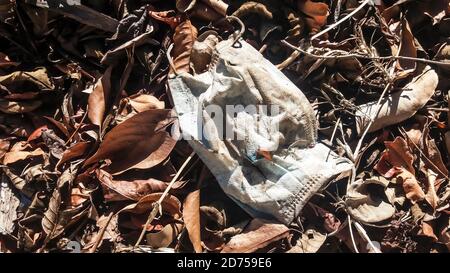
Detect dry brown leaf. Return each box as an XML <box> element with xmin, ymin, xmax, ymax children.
<box><xmin>200</xmin><ymin>205</ymin><xmax>227</xmax><ymax>251</ymax></box>
<box><xmin>0</xmin><ymin>67</ymin><xmax>53</xmax><ymax>91</ymax></box>
<box><xmin>232</xmin><ymin>1</ymin><xmax>273</xmax><ymax>20</ymax></box>
<box><xmin>118</xmin><ymin>94</ymin><xmax>165</xmax><ymax>122</ymax></box>
<box><xmin>435</xmin><ymin>43</ymin><xmax>450</xmax><ymax>73</ymax></box>
<box><xmin>120</xmin><ymin>193</ymin><xmax>182</xmax><ymax>218</ymax></box>
<box><xmin>177</xmin><ymin>0</ymin><xmax>227</xmax><ymax>21</ymax></box>
<box><xmin>88</xmin><ymin>66</ymin><xmax>112</xmax><ymax>128</ymax></box>
<box><xmin>346</xmin><ymin>177</ymin><xmax>396</xmax><ymax>224</ymax></box>
<box><xmin>27</xmin><ymin>126</ymin><xmax>48</xmax><ymax>142</ymax></box>
<box><xmin>190</xmin><ymin>2</ymin><xmax>223</xmax><ymax>21</ymax></box>
<box><xmin>297</xmin><ymin>0</ymin><xmax>329</xmax><ymax>33</ymax></box>
<box><xmin>0</xmin><ymin>139</ymin><xmax>10</xmax><ymax>159</ymax></box>
<box><xmin>148</xmin><ymin>11</ymin><xmax>181</xmax><ymax>29</ymax></box>
<box><xmin>176</xmin><ymin>0</ymin><xmax>197</xmax><ymax>13</ymax></box>
<box><xmin>3</xmin><ymin>147</ymin><xmax>45</xmax><ymax>165</ymax></box>
<box><xmin>423</xmin><ymin>137</ymin><xmax>448</xmax><ymax>179</ymax></box>
<box><xmin>374</xmin><ymin>137</ymin><xmax>415</xmax><ymax>177</ymax></box>
<box><xmin>288</xmin><ymin>228</ymin><xmax>327</xmax><ymax>253</ymax></box>
<box><xmin>42</xmin><ymin>166</ymin><xmax>86</xmax><ymax>241</ymax></box>
<box><xmin>146</xmin><ymin>222</ymin><xmax>183</xmax><ymax>248</ymax></box>
<box><xmin>200</xmin><ymin>0</ymin><xmax>228</xmax><ymax>16</ymax></box>
<box><xmin>397</xmin><ymin>19</ymin><xmax>417</xmax><ymax>71</ymax></box>
<box><xmin>0</xmin><ymin>52</ymin><xmax>18</xmax><ymax>68</ymax></box>
<box><xmin>96</xmin><ymin>169</ymin><xmax>181</xmax><ymax>202</ymax></box>
<box><xmin>396</xmin><ymin>168</ymin><xmax>426</xmax><ymax>203</ymax></box>
<box><xmin>0</xmin><ymin>99</ymin><xmax>42</xmax><ymax>114</ymax></box>
<box><xmin>57</xmin><ymin>142</ymin><xmax>92</xmax><ymax>169</ymax></box>
<box><xmin>356</xmin><ymin>66</ymin><xmax>439</xmax><ymax>134</ymax></box>
<box><xmin>126</xmin><ymin>133</ymin><xmax>176</xmax><ymax>173</ymax></box>
<box><xmin>425</xmin><ymin>169</ymin><xmax>439</xmax><ymax>210</ymax></box>
<box><xmin>83</xmin><ymin>109</ymin><xmax>176</xmax><ymax>174</ymax></box>
<box><xmin>44</xmin><ymin>116</ymin><xmax>71</xmax><ymax>138</ymax></box>
<box><xmin>183</xmin><ymin>190</ymin><xmax>202</xmax><ymax>253</ymax></box>
<box><xmin>118</xmin><ymin>193</ymin><xmax>182</xmax><ymax>234</ymax></box>
<box><xmin>127</xmin><ymin>94</ymin><xmax>165</xmax><ymax>113</ymax></box>
<box><xmin>283</xmin><ymin>6</ymin><xmax>305</xmax><ymax>42</ymax></box>
<box><xmin>404</xmin><ymin>123</ymin><xmax>423</xmax><ymax>146</ymax></box>
<box><xmin>171</xmin><ymin>19</ymin><xmax>198</xmax><ymax>75</ymax></box>
<box><xmin>221</xmin><ymin>219</ymin><xmax>289</xmax><ymax>253</ymax></box>
<box><xmin>419</xmin><ymin>221</ymin><xmax>439</xmax><ymax>242</ymax></box>
<box><xmin>70</xmin><ymin>187</ymin><xmax>89</xmax><ymax>207</ymax></box>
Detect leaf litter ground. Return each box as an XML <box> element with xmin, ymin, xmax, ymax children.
<box><xmin>0</xmin><ymin>0</ymin><xmax>449</xmax><ymax>253</ymax></box>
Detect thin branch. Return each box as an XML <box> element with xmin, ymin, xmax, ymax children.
<box><xmin>352</xmin><ymin>74</ymin><xmax>393</xmax><ymax>160</ymax></box>
<box><xmin>88</xmin><ymin>211</ymin><xmax>114</xmax><ymax>253</ymax></box>
<box><xmin>134</xmin><ymin>151</ymin><xmax>196</xmax><ymax>247</ymax></box>
<box><xmin>348</xmin><ymin>215</ymin><xmax>360</xmax><ymax>253</ymax></box>
<box><xmin>311</xmin><ymin>0</ymin><xmax>372</xmax><ymax>41</ymax></box>
<box><xmin>400</xmin><ymin>127</ymin><xmax>449</xmax><ymax>180</ymax></box>
<box><xmin>281</xmin><ymin>40</ymin><xmax>450</xmax><ymax>67</ymax></box>
<box><xmin>354</xmin><ymin>221</ymin><xmax>381</xmax><ymax>253</ymax></box>
<box><xmin>65</xmin><ymin>106</ymin><xmax>89</xmax><ymax>146</ymax></box>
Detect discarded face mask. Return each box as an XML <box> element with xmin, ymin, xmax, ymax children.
<box><xmin>168</xmin><ymin>28</ymin><xmax>353</xmax><ymax>224</ymax></box>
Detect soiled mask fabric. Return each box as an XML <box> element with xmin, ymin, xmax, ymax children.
<box><xmin>168</xmin><ymin>37</ymin><xmax>353</xmax><ymax>224</ymax></box>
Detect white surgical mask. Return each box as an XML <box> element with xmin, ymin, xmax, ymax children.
<box><xmin>168</xmin><ymin>36</ymin><xmax>353</xmax><ymax>224</ymax></box>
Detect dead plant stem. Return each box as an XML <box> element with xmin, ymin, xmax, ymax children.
<box><xmin>282</xmin><ymin>40</ymin><xmax>450</xmax><ymax>67</ymax></box>
<box><xmin>134</xmin><ymin>151</ymin><xmax>196</xmax><ymax>247</ymax></box>
<box><xmin>311</xmin><ymin>0</ymin><xmax>372</xmax><ymax>41</ymax></box>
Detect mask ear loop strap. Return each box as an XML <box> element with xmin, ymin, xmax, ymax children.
<box><xmin>225</xmin><ymin>15</ymin><xmax>245</xmax><ymax>47</ymax></box>
<box><xmin>166</xmin><ymin>43</ymin><xmax>178</xmax><ymax>77</ymax></box>
<box><xmin>166</xmin><ymin>15</ymin><xmax>246</xmax><ymax>76</ymax></box>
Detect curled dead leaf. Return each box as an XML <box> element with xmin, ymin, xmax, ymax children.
<box><xmin>148</xmin><ymin>10</ymin><xmax>181</xmax><ymax>30</ymax></box>
<box><xmin>0</xmin><ymin>99</ymin><xmax>42</xmax><ymax>114</ymax></box>
<box><xmin>356</xmin><ymin>66</ymin><xmax>439</xmax><ymax>134</ymax></box>
<box><xmin>118</xmin><ymin>193</ymin><xmax>183</xmax><ymax>247</ymax></box>
<box><xmin>171</xmin><ymin>19</ymin><xmax>198</xmax><ymax>75</ymax></box>
<box><xmin>397</xmin><ymin>19</ymin><xmax>417</xmax><ymax>71</ymax></box>
<box><xmin>56</xmin><ymin>141</ymin><xmax>92</xmax><ymax>169</ymax></box>
<box><xmin>396</xmin><ymin>168</ymin><xmax>426</xmax><ymax>203</ymax></box>
<box><xmin>297</xmin><ymin>0</ymin><xmax>329</xmax><ymax>33</ymax></box>
<box><xmin>183</xmin><ymin>190</ymin><xmax>202</xmax><ymax>253</ymax></box>
<box><xmin>120</xmin><ymin>193</ymin><xmax>182</xmax><ymax>221</ymax></box>
<box><xmin>0</xmin><ymin>67</ymin><xmax>54</xmax><ymax>91</ymax></box>
<box><xmin>374</xmin><ymin>136</ymin><xmax>415</xmax><ymax>178</ymax></box>
<box><xmin>288</xmin><ymin>228</ymin><xmax>327</xmax><ymax>253</ymax></box>
<box><xmin>42</xmin><ymin>166</ymin><xmax>87</xmax><ymax>241</ymax></box>
<box><xmin>126</xmin><ymin>94</ymin><xmax>165</xmax><ymax>113</ymax></box>
<box><xmin>96</xmin><ymin>169</ymin><xmax>182</xmax><ymax>202</ymax></box>
<box><xmin>283</xmin><ymin>6</ymin><xmax>305</xmax><ymax>42</ymax></box>
<box><xmin>3</xmin><ymin>147</ymin><xmax>45</xmax><ymax>165</ymax></box>
<box><xmin>346</xmin><ymin>178</ymin><xmax>396</xmax><ymax>224</ymax></box>
<box><xmin>83</xmin><ymin>109</ymin><xmax>176</xmax><ymax>174</ymax></box>
<box><xmin>177</xmin><ymin>0</ymin><xmax>228</xmax><ymax>21</ymax></box>
<box><xmin>87</xmin><ymin>66</ymin><xmax>112</xmax><ymax>128</ymax></box>
<box><xmin>232</xmin><ymin>1</ymin><xmax>273</xmax><ymax>20</ymax></box>
<box><xmin>0</xmin><ymin>139</ymin><xmax>10</xmax><ymax>159</ymax></box>
<box><xmin>221</xmin><ymin>219</ymin><xmax>289</xmax><ymax>253</ymax></box>
<box><xmin>146</xmin><ymin>221</ymin><xmax>183</xmax><ymax>249</ymax></box>
<box><xmin>0</xmin><ymin>52</ymin><xmax>18</xmax><ymax>68</ymax></box>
